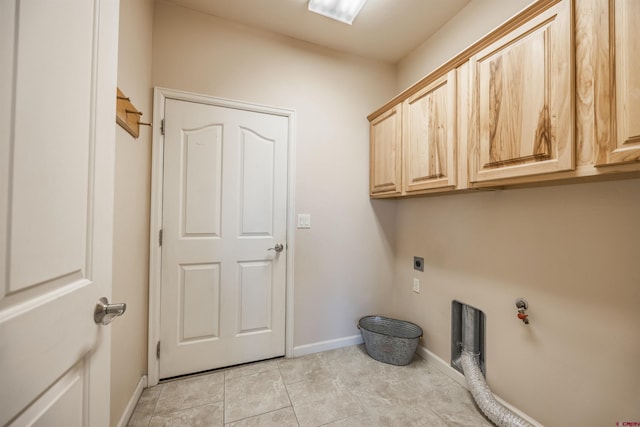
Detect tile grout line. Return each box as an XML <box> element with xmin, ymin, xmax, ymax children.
<box><xmin>151</xmin><ymin>400</ymin><xmax>226</xmax><ymax>419</ymax></box>
<box><xmin>278</xmin><ymin>360</ymin><xmax>302</xmax><ymax>427</ymax></box>
<box><xmin>223</xmin><ymin>369</ymin><xmax>228</xmax><ymax>425</ymax></box>
<box><xmin>149</xmin><ymin>384</ymin><xmax>164</xmax><ymax>423</ymax></box>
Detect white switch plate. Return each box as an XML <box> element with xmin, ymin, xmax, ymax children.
<box><xmin>413</xmin><ymin>278</ymin><xmax>420</xmax><ymax>293</ymax></box>
<box><xmin>297</xmin><ymin>213</ymin><xmax>311</xmax><ymax>229</ymax></box>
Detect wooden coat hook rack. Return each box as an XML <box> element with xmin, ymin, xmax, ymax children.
<box><xmin>116</xmin><ymin>87</ymin><xmax>151</xmax><ymax>138</ymax></box>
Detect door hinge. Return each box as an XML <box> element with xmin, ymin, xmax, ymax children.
<box><xmin>159</xmin><ymin>229</ymin><xmax>163</xmax><ymax>246</ymax></box>
<box><xmin>160</xmin><ymin>118</ymin><xmax>165</xmax><ymax>135</ymax></box>
<box><xmin>156</xmin><ymin>341</ymin><xmax>160</xmax><ymax>359</ymax></box>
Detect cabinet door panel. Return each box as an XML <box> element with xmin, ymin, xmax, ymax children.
<box><xmin>404</xmin><ymin>71</ymin><xmax>457</xmax><ymax>192</ymax></box>
<box><xmin>596</xmin><ymin>0</ymin><xmax>640</xmax><ymax>165</ymax></box>
<box><xmin>469</xmin><ymin>0</ymin><xmax>574</xmax><ymax>182</ymax></box>
<box><xmin>370</xmin><ymin>105</ymin><xmax>402</xmax><ymax>196</ymax></box>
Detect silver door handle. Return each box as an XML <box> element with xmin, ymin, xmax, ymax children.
<box><xmin>94</xmin><ymin>297</ymin><xmax>127</xmax><ymax>325</ymax></box>
<box><xmin>268</xmin><ymin>243</ymin><xmax>284</xmax><ymax>253</ymax></box>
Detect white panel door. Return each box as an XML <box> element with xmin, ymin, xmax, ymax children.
<box><xmin>0</xmin><ymin>0</ymin><xmax>118</xmax><ymax>426</ymax></box>
<box><xmin>160</xmin><ymin>99</ymin><xmax>288</xmax><ymax>378</ymax></box>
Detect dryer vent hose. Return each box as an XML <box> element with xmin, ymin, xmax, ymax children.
<box><xmin>460</xmin><ymin>350</ymin><xmax>534</xmax><ymax>427</ymax></box>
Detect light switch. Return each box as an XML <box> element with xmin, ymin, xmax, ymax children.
<box><xmin>297</xmin><ymin>213</ymin><xmax>311</xmax><ymax>229</ymax></box>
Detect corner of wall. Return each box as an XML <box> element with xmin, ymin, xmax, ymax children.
<box><xmin>110</xmin><ymin>0</ymin><xmax>155</xmax><ymax>425</ymax></box>
<box><xmin>396</xmin><ymin>0</ymin><xmax>537</xmax><ymax>90</ymax></box>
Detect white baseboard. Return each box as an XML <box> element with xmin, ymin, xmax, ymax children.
<box><xmin>416</xmin><ymin>346</ymin><xmax>543</xmax><ymax>427</ymax></box>
<box><xmin>116</xmin><ymin>375</ymin><xmax>147</xmax><ymax>427</ymax></box>
<box><xmin>293</xmin><ymin>334</ymin><xmax>363</xmax><ymax>357</ymax></box>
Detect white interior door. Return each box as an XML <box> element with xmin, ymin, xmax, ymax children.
<box><xmin>159</xmin><ymin>98</ymin><xmax>288</xmax><ymax>379</ymax></box>
<box><xmin>0</xmin><ymin>0</ymin><xmax>118</xmax><ymax>425</ymax></box>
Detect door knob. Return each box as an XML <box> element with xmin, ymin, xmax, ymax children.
<box><xmin>94</xmin><ymin>297</ymin><xmax>127</xmax><ymax>325</ymax></box>
<box><xmin>268</xmin><ymin>243</ymin><xmax>284</xmax><ymax>253</ymax></box>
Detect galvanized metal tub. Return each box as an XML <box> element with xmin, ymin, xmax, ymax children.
<box><xmin>358</xmin><ymin>316</ymin><xmax>423</xmax><ymax>366</ymax></box>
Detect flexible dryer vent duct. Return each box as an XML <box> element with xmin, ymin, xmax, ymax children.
<box><xmin>459</xmin><ymin>305</ymin><xmax>533</xmax><ymax>427</ymax></box>
<box><xmin>460</xmin><ymin>352</ymin><xmax>533</xmax><ymax>427</ymax></box>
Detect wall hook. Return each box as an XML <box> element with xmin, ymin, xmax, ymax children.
<box><xmin>116</xmin><ymin>87</ymin><xmax>146</xmax><ymax>138</ymax></box>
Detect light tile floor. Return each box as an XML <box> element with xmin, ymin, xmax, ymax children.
<box><xmin>127</xmin><ymin>345</ymin><xmax>492</xmax><ymax>427</ymax></box>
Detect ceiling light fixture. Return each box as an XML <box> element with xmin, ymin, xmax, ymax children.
<box><xmin>308</xmin><ymin>0</ymin><xmax>368</xmax><ymax>25</ymax></box>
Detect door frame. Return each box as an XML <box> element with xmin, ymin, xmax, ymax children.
<box><xmin>147</xmin><ymin>87</ymin><xmax>296</xmax><ymax>386</ymax></box>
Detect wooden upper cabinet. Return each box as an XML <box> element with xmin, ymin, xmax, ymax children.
<box><xmin>367</xmin><ymin>0</ymin><xmax>640</xmax><ymax>198</ymax></box>
<box><xmin>403</xmin><ymin>70</ymin><xmax>457</xmax><ymax>192</ymax></box>
<box><xmin>370</xmin><ymin>104</ymin><xmax>402</xmax><ymax>196</ymax></box>
<box><xmin>468</xmin><ymin>0</ymin><xmax>574</xmax><ymax>183</ymax></box>
<box><xmin>595</xmin><ymin>0</ymin><xmax>640</xmax><ymax>166</ymax></box>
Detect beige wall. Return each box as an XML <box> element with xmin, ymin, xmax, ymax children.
<box><xmin>152</xmin><ymin>1</ymin><xmax>398</xmax><ymax>347</ymax></box>
<box><xmin>393</xmin><ymin>0</ymin><xmax>640</xmax><ymax>425</ymax></box>
<box><xmin>392</xmin><ymin>180</ymin><xmax>640</xmax><ymax>426</ymax></box>
<box><xmin>111</xmin><ymin>0</ymin><xmax>154</xmax><ymax>424</ymax></box>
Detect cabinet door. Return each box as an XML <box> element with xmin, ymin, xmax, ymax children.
<box><xmin>468</xmin><ymin>0</ymin><xmax>573</xmax><ymax>183</ymax></box>
<box><xmin>595</xmin><ymin>0</ymin><xmax>640</xmax><ymax>166</ymax></box>
<box><xmin>403</xmin><ymin>70</ymin><xmax>457</xmax><ymax>192</ymax></box>
<box><xmin>370</xmin><ymin>105</ymin><xmax>402</xmax><ymax>196</ymax></box>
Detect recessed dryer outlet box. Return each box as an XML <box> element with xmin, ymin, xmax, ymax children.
<box><xmin>451</xmin><ymin>300</ymin><xmax>486</xmax><ymax>377</ymax></box>
<box><xmin>413</xmin><ymin>256</ymin><xmax>424</xmax><ymax>272</ymax></box>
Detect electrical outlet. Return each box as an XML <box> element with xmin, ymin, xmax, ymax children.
<box><xmin>412</xmin><ymin>278</ymin><xmax>420</xmax><ymax>293</ymax></box>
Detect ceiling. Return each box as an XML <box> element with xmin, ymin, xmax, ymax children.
<box><xmin>163</xmin><ymin>0</ymin><xmax>472</xmax><ymax>63</ymax></box>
